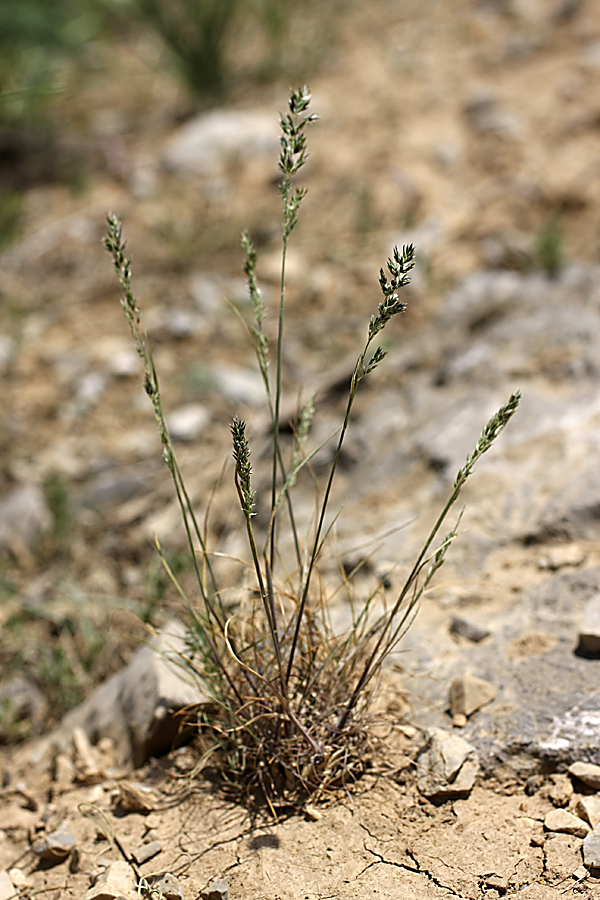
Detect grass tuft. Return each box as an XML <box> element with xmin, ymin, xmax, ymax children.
<box><xmin>103</xmin><ymin>86</ymin><xmax>520</xmax><ymax>809</ymax></box>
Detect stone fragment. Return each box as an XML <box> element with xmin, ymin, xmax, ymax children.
<box><xmin>577</xmin><ymin>594</ymin><xmax>600</xmax><ymax>656</ymax></box>
<box><xmin>583</xmin><ymin>827</ymin><xmax>600</xmax><ymax>869</ymax></box>
<box><xmin>577</xmin><ymin>796</ymin><xmax>600</xmax><ymax>830</ymax></box>
<box><xmin>33</xmin><ymin>829</ymin><xmax>77</xmax><ymax>861</ymax></box>
<box><xmin>449</xmin><ymin>674</ymin><xmax>496</xmax><ymax>720</ymax></box>
<box><xmin>449</xmin><ymin>616</ymin><xmax>491</xmax><ymax>643</ymax></box>
<box><xmin>86</xmin><ymin>860</ymin><xmax>137</xmax><ymax>900</ymax></box>
<box><xmin>148</xmin><ymin>873</ymin><xmax>184</xmax><ymax>900</ymax></box>
<box><xmin>118</xmin><ymin>780</ymin><xmax>156</xmax><ymax>813</ymax></box>
<box><xmin>416</xmin><ymin>728</ymin><xmax>479</xmax><ymax>800</ymax></box>
<box><xmin>569</xmin><ymin>761</ymin><xmax>600</xmax><ymax>790</ymax></box>
<box><xmin>201</xmin><ymin>875</ymin><xmax>230</xmax><ymax>900</ymax></box>
<box><xmin>537</xmin><ymin>544</ymin><xmax>585</xmax><ymax>570</ymax></box>
<box><xmin>132</xmin><ymin>840</ymin><xmax>161</xmax><ymax>864</ymax></box>
<box><xmin>0</xmin><ymin>871</ymin><xmax>14</xmax><ymax>900</ymax></box>
<box><xmin>167</xmin><ymin>403</ymin><xmax>210</xmax><ymax>442</ymax></box>
<box><xmin>547</xmin><ymin>773</ymin><xmax>573</xmax><ymax>807</ymax></box>
<box><xmin>73</xmin><ymin>726</ymin><xmax>104</xmax><ymax>784</ymax></box>
<box><xmin>211</xmin><ymin>364</ymin><xmax>264</xmax><ymax>407</ymax></box>
<box><xmin>143</xmin><ymin>814</ymin><xmax>161</xmax><ymax>832</ymax></box>
<box><xmin>8</xmin><ymin>868</ymin><xmax>31</xmax><ymax>889</ymax></box>
<box><xmin>544</xmin><ymin>808</ymin><xmax>589</xmax><ymax>837</ymax></box>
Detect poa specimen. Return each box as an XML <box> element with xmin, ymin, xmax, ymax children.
<box><xmin>104</xmin><ymin>85</ymin><xmax>520</xmax><ymax>809</ymax></box>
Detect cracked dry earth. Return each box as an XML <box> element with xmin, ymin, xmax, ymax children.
<box><xmin>2</xmin><ymin>749</ymin><xmax>597</xmax><ymax>900</ymax></box>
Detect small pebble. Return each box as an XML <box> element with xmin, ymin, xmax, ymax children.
<box><xmin>149</xmin><ymin>873</ymin><xmax>184</xmax><ymax>900</ymax></box>
<box><xmin>449</xmin><ymin>674</ymin><xmax>496</xmax><ymax>719</ymax></box>
<box><xmin>33</xmin><ymin>829</ymin><xmax>77</xmax><ymax>861</ymax></box>
<box><xmin>201</xmin><ymin>876</ymin><xmax>230</xmax><ymax>900</ymax></box>
<box><xmin>449</xmin><ymin>616</ymin><xmax>491</xmax><ymax>643</ymax></box>
<box><xmin>118</xmin><ymin>780</ymin><xmax>156</xmax><ymax>813</ymax></box>
<box><xmin>132</xmin><ymin>840</ymin><xmax>161</xmax><ymax>865</ymax></box>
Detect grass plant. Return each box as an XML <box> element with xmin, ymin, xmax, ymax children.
<box><xmin>104</xmin><ymin>86</ymin><xmax>520</xmax><ymax>809</ymax></box>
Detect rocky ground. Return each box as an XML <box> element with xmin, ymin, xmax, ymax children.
<box><xmin>2</xmin><ymin>0</ymin><xmax>600</xmax><ymax>896</ymax></box>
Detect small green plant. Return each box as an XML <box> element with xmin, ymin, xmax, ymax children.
<box><xmin>104</xmin><ymin>86</ymin><xmax>520</xmax><ymax>809</ymax></box>
<box><xmin>536</xmin><ymin>214</ymin><xmax>563</xmax><ymax>279</ymax></box>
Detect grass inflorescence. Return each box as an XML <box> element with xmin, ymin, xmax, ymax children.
<box><xmin>104</xmin><ymin>86</ymin><xmax>520</xmax><ymax>809</ymax></box>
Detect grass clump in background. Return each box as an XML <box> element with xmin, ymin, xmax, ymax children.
<box><xmin>104</xmin><ymin>86</ymin><xmax>520</xmax><ymax>810</ymax></box>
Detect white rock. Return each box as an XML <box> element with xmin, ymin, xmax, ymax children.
<box><xmin>163</xmin><ymin>108</ymin><xmax>279</xmax><ymax>176</ymax></box>
<box><xmin>583</xmin><ymin>827</ymin><xmax>600</xmax><ymax>869</ymax></box>
<box><xmin>577</xmin><ymin>796</ymin><xmax>600</xmax><ymax>830</ymax></box>
<box><xmin>212</xmin><ymin>364</ymin><xmax>264</xmax><ymax>407</ymax></box>
<box><xmin>149</xmin><ymin>873</ymin><xmax>183</xmax><ymax>900</ymax></box>
<box><xmin>569</xmin><ymin>761</ymin><xmax>600</xmax><ymax>790</ymax></box>
<box><xmin>167</xmin><ymin>403</ymin><xmax>210</xmax><ymax>442</ymax></box>
<box><xmin>416</xmin><ymin>728</ymin><xmax>479</xmax><ymax>799</ymax></box>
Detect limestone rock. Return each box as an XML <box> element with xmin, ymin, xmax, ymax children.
<box><xmin>87</xmin><ymin>860</ymin><xmax>137</xmax><ymax>900</ymax></box>
<box><xmin>577</xmin><ymin>796</ymin><xmax>600</xmax><ymax>831</ymax></box>
<box><xmin>148</xmin><ymin>873</ymin><xmax>184</xmax><ymax>900</ymax></box>
<box><xmin>449</xmin><ymin>674</ymin><xmax>496</xmax><ymax>721</ymax></box>
<box><xmin>569</xmin><ymin>761</ymin><xmax>600</xmax><ymax>790</ymax></box>
<box><xmin>416</xmin><ymin>728</ymin><xmax>479</xmax><ymax>800</ymax></box>
<box><xmin>167</xmin><ymin>403</ymin><xmax>210</xmax><ymax>442</ymax></box>
<box><xmin>163</xmin><ymin>108</ymin><xmax>278</xmax><ymax>176</ymax></box>
<box><xmin>39</xmin><ymin>618</ymin><xmax>208</xmax><ymax>768</ymax></box>
<box><xmin>544</xmin><ymin>809</ymin><xmax>589</xmax><ymax>838</ymax></box>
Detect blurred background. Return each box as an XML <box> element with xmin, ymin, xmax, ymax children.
<box><xmin>1</xmin><ymin>0</ymin><xmax>599</xmax><ymax>740</ymax></box>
